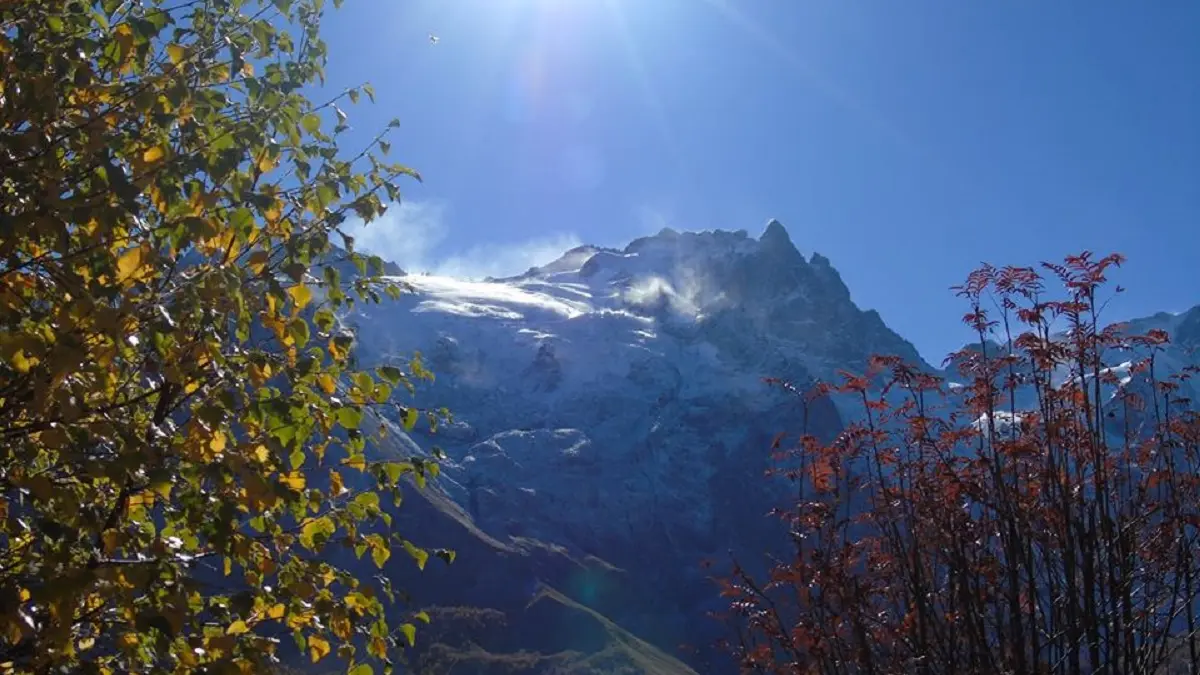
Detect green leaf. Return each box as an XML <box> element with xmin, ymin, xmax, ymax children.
<box><xmin>288</xmin><ymin>317</ymin><xmax>310</xmax><ymax>347</ymax></box>
<box><xmin>402</xmin><ymin>407</ymin><xmax>419</xmax><ymax>431</ymax></box>
<box><xmin>398</xmin><ymin>623</ymin><xmax>416</xmax><ymax>647</ymax></box>
<box><xmin>313</xmin><ymin>308</ymin><xmax>336</xmax><ymax>333</ymax></box>
<box><xmin>353</xmin><ymin>492</ymin><xmax>380</xmax><ymax>511</ymax></box>
<box><xmin>349</xmin><ymin>665</ymin><xmax>373</xmax><ymax>675</ymax></box>
<box><xmin>377</xmin><ymin>365</ymin><xmax>403</xmax><ymax>384</ymax></box>
<box><xmin>302</xmin><ymin>113</ymin><xmax>321</xmax><ymax>133</ymax></box>
<box><xmin>354</xmin><ymin>371</ymin><xmax>373</xmax><ymax>393</ymax></box>
<box><xmin>300</xmin><ymin>517</ymin><xmax>335</xmax><ymax>550</ymax></box>
<box><xmin>336</xmin><ymin>406</ymin><xmax>363</xmax><ymax>430</ymax></box>
<box><xmin>402</xmin><ymin>539</ymin><xmax>428</xmax><ymax>570</ymax></box>
<box><xmin>230</xmin><ymin>206</ymin><xmax>255</xmax><ymax>231</ymax></box>
<box><xmin>364</xmin><ymin>534</ymin><xmax>391</xmax><ymax>568</ymax></box>
<box><xmin>371</xmin><ymin>543</ymin><xmax>390</xmax><ymax>569</ymax></box>
<box><xmin>382</xmin><ymin>462</ymin><xmax>413</xmax><ymax>484</ymax></box>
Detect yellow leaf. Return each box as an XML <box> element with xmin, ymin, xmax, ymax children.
<box><xmin>11</xmin><ymin>349</ymin><xmax>38</xmax><ymax>373</ymax></box>
<box><xmin>288</xmin><ymin>284</ymin><xmax>312</xmax><ymax>310</ymax></box>
<box><xmin>115</xmin><ymin>247</ymin><xmax>147</xmax><ymax>283</ymax></box>
<box><xmin>281</xmin><ymin>472</ymin><xmax>306</xmax><ymax>491</ymax></box>
<box><xmin>308</xmin><ymin>635</ymin><xmax>331</xmax><ymax>662</ymax></box>
<box><xmin>266</xmin><ymin>603</ymin><xmax>286</xmax><ymax>620</ymax></box>
<box><xmin>256</xmin><ymin>152</ymin><xmax>276</xmax><ymax>174</ymax></box>
<box><xmin>318</xmin><ymin>374</ymin><xmax>337</xmax><ymax>395</ymax></box>
<box><xmin>247</xmin><ymin>362</ymin><xmax>267</xmax><ymax>387</ymax></box>
<box><xmin>142</xmin><ymin>146</ymin><xmax>165</xmax><ymax>163</ymax></box>
<box><xmin>118</xmin><ymin>633</ymin><xmax>139</xmax><ymax>649</ymax></box>
<box><xmin>166</xmin><ymin>43</ymin><xmax>186</xmax><ymax>65</ymax></box>
<box><xmin>286</xmin><ymin>610</ymin><xmax>314</xmax><ymax>630</ymax></box>
<box><xmin>224</xmin><ymin>557</ymin><xmax>232</xmax><ymax>576</ymax></box>
<box><xmin>128</xmin><ymin>492</ymin><xmax>154</xmax><ymax>507</ymax></box>
<box><xmin>328</xmin><ymin>339</ymin><xmax>345</xmax><ymax>361</ymax></box>
<box><xmin>210</xmin><ymin>432</ymin><xmax>227</xmax><ymax>454</ymax></box>
<box><xmin>17</xmin><ymin>588</ymin><xmax>29</xmax><ymax>603</ymax></box>
<box><xmin>253</xmin><ymin>444</ymin><xmax>270</xmax><ymax>463</ymax></box>
<box><xmin>329</xmin><ymin>470</ymin><xmax>345</xmax><ymax>496</ymax></box>
<box><xmin>226</xmin><ymin>620</ymin><xmax>250</xmax><ymax>635</ymax></box>
<box><xmin>331</xmin><ymin>615</ymin><xmax>351</xmax><ymax>640</ymax></box>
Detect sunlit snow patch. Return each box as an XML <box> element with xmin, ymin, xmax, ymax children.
<box><xmin>399</xmin><ymin>275</ymin><xmax>591</xmax><ymax>320</ymax></box>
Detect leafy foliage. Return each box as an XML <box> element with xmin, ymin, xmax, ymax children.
<box><xmin>717</xmin><ymin>253</ymin><xmax>1200</xmax><ymax>674</ymax></box>
<box><xmin>0</xmin><ymin>0</ymin><xmax>447</xmax><ymax>672</ymax></box>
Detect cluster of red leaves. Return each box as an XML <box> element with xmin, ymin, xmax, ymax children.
<box><xmin>715</xmin><ymin>253</ymin><xmax>1200</xmax><ymax>675</ymax></box>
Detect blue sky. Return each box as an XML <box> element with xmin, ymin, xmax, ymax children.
<box><xmin>319</xmin><ymin>0</ymin><xmax>1199</xmax><ymax>364</ymax></box>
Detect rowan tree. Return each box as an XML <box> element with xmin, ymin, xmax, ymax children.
<box><xmin>0</xmin><ymin>1</ymin><xmax>445</xmax><ymax>672</ymax></box>
<box><xmin>717</xmin><ymin>253</ymin><xmax>1200</xmax><ymax>675</ymax></box>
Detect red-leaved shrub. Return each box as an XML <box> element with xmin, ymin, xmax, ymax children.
<box><xmin>715</xmin><ymin>253</ymin><xmax>1200</xmax><ymax>675</ymax></box>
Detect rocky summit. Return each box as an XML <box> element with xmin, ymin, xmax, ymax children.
<box><xmin>331</xmin><ymin>221</ymin><xmax>1199</xmax><ymax>674</ymax></box>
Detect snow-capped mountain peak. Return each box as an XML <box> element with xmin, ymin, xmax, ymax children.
<box><xmin>356</xmin><ymin>221</ymin><xmax>926</xmax><ymax>401</ymax></box>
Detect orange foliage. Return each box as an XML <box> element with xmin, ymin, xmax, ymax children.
<box><xmin>714</xmin><ymin>253</ymin><xmax>1200</xmax><ymax>675</ymax></box>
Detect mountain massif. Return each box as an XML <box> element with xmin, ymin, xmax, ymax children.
<box><xmin>331</xmin><ymin>221</ymin><xmax>1199</xmax><ymax>674</ymax></box>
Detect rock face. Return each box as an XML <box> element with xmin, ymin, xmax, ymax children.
<box><xmin>335</xmin><ymin>221</ymin><xmax>1199</xmax><ymax>673</ymax></box>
